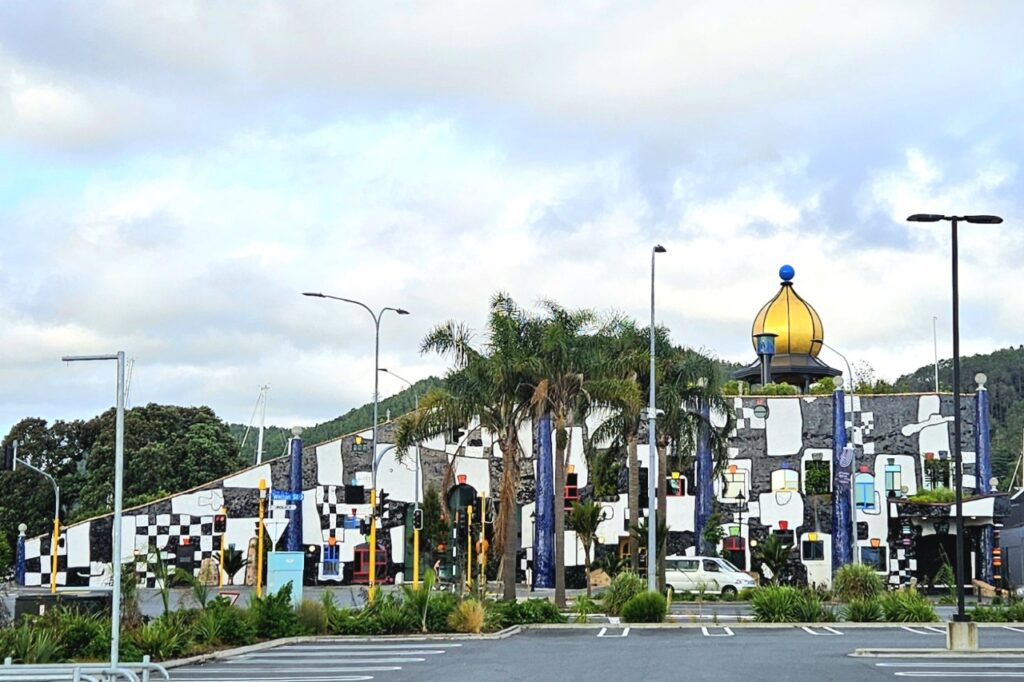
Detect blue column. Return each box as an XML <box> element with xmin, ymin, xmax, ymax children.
<box><xmin>15</xmin><ymin>529</ymin><xmax>26</xmax><ymax>586</ymax></box>
<box><xmin>831</xmin><ymin>388</ymin><xmax>853</xmax><ymax>571</ymax></box>
<box><xmin>534</xmin><ymin>413</ymin><xmax>554</xmax><ymax>588</ymax></box>
<box><xmin>977</xmin><ymin>381</ymin><xmax>994</xmax><ymax>583</ymax></box>
<box><xmin>695</xmin><ymin>398</ymin><xmax>713</xmax><ymax>555</ymax></box>
<box><xmin>285</xmin><ymin>434</ymin><xmax>303</xmax><ymax>552</ymax></box>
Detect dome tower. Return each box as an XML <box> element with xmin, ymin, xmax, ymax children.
<box><xmin>732</xmin><ymin>265</ymin><xmax>840</xmax><ymax>391</ymax></box>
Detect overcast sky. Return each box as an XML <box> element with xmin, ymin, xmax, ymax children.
<box><xmin>1</xmin><ymin>1</ymin><xmax>1022</xmax><ymax>438</ymax></box>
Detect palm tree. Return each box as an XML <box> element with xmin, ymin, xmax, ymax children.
<box><xmin>653</xmin><ymin>348</ymin><xmax>735</xmax><ymax>589</ymax></box>
<box><xmin>530</xmin><ymin>302</ymin><xmax>635</xmax><ymax>608</ymax></box>
<box><xmin>568</xmin><ymin>500</ymin><xmax>603</xmax><ymax>597</ymax></box>
<box><xmin>395</xmin><ymin>293</ymin><xmax>540</xmax><ymax>600</ymax></box>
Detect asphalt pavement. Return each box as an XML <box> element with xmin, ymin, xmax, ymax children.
<box><xmin>167</xmin><ymin>626</ymin><xmax>1024</xmax><ymax>682</ymax></box>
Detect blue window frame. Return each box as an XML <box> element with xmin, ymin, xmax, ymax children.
<box><xmin>323</xmin><ymin>544</ymin><xmax>341</xmax><ymax>576</ymax></box>
<box><xmin>855</xmin><ymin>473</ymin><xmax>875</xmax><ymax>510</ymax></box>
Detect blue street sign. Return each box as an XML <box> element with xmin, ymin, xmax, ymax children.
<box><xmin>271</xmin><ymin>489</ymin><xmax>303</xmax><ymax>502</ymax></box>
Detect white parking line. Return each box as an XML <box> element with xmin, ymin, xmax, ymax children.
<box><xmin>1004</xmin><ymin>626</ymin><xmax>1024</xmax><ymax>634</ymax></box>
<box><xmin>894</xmin><ymin>673</ymin><xmax>1024</xmax><ymax>678</ymax></box>
<box><xmin>701</xmin><ymin>626</ymin><xmax>734</xmax><ymax>637</ymax></box>
<box><xmin>240</xmin><ymin>651</ymin><xmax>447</xmax><ymax>658</ymax></box>
<box><xmin>900</xmin><ymin>625</ymin><xmax>945</xmax><ymax>635</ymax></box>
<box><xmin>801</xmin><ymin>626</ymin><xmax>842</xmax><ymax>636</ymax></box>
<box><xmin>596</xmin><ymin>627</ymin><xmax>630</xmax><ymax>637</ymax></box>
<box><xmin>879</xmin><ymin>663</ymin><xmax>1024</xmax><ymax>668</ymax></box>
<box><xmin>274</xmin><ymin>643</ymin><xmax>463</xmax><ymax>650</ymax></box>
<box><xmin>169</xmin><ymin>675</ymin><xmax>374</xmax><ymax>679</ymax></box>
<box><xmin>172</xmin><ymin>666</ymin><xmax>401</xmax><ymax>674</ymax></box>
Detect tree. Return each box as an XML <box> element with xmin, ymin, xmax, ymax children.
<box><xmin>530</xmin><ymin>302</ymin><xmax>635</xmax><ymax>607</ymax></box>
<box><xmin>655</xmin><ymin>348</ymin><xmax>734</xmax><ymax>588</ymax></box>
<box><xmin>394</xmin><ymin>293</ymin><xmax>540</xmax><ymax>600</ymax></box>
<box><xmin>568</xmin><ymin>500</ymin><xmax>603</xmax><ymax>597</ymax></box>
<box><xmin>421</xmin><ymin>482</ymin><xmax>449</xmax><ymax>554</ymax></box>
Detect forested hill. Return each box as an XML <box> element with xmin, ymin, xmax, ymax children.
<box><xmin>229</xmin><ymin>376</ymin><xmax>444</xmax><ymax>462</ymax></box>
<box><xmin>894</xmin><ymin>345</ymin><xmax>1024</xmax><ymax>488</ymax></box>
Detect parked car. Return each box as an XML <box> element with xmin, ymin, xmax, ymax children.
<box><xmin>665</xmin><ymin>555</ymin><xmax>756</xmax><ymax>596</ymax></box>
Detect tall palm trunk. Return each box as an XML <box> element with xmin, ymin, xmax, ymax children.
<box><xmin>656</xmin><ymin>439</ymin><xmax>668</xmax><ymax>591</ymax></box>
<box><xmin>627</xmin><ymin>432</ymin><xmax>639</xmax><ymax>573</ymax></box>
<box><xmin>553</xmin><ymin>416</ymin><xmax>567</xmax><ymax>608</ymax></box>
<box><xmin>583</xmin><ymin>542</ymin><xmax>592</xmax><ymax>598</ymax></box>
<box><xmin>499</xmin><ymin>431</ymin><xmax>520</xmax><ymax>601</ymax></box>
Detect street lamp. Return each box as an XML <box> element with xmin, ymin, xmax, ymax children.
<box><xmin>61</xmin><ymin>352</ymin><xmax>126</xmax><ymax>667</ymax></box>
<box><xmin>304</xmin><ymin>293</ymin><xmax>409</xmax><ymax>597</ymax></box>
<box><xmin>648</xmin><ymin>244</ymin><xmax>666</xmax><ymax>590</ymax></box>
<box><xmin>9</xmin><ymin>442</ymin><xmax>61</xmax><ymax>594</ymax></box>
<box><xmin>378</xmin><ymin>367</ymin><xmax>422</xmax><ymax>587</ymax></box>
<box><xmin>906</xmin><ymin>213</ymin><xmax>1003</xmax><ymax>622</ymax></box>
<box><xmin>735</xmin><ymin>490</ymin><xmax>747</xmax><ymax>570</ymax></box>
<box><xmin>811</xmin><ymin>338</ymin><xmax>853</xmax><ymax>393</ymax></box>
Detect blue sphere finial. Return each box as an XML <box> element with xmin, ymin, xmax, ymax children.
<box><xmin>779</xmin><ymin>264</ymin><xmax>795</xmax><ymax>282</ymax></box>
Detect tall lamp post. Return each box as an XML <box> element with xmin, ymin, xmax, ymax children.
<box><xmin>303</xmin><ymin>293</ymin><xmax>409</xmax><ymax>597</ymax></box>
<box><xmin>906</xmin><ymin>213</ymin><xmax>1003</xmax><ymax>622</ymax></box>
<box><xmin>812</xmin><ymin>338</ymin><xmax>854</xmax><ymax>393</ymax></box>
<box><xmin>61</xmin><ymin>352</ymin><xmax>126</xmax><ymax>666</ymax></box>
<box><xmin>648</xmin><ymin>244</ymin><xmax>666</xmax><ymax>589</ymax></box>
<box><xmin>10</xmin><ymin>445</ymin><xmax>61</xmax><ymax>594</ymax></box>
<box><xmin>379</xmin><ymin>367</ymin><xmax>422</xmax><ymax>587</ymax></box>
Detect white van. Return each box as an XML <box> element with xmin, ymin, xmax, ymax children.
<box><xmin>665</xmin><ymin>555</ymin><xmax>757</xmax><ymax>596</ymax></box>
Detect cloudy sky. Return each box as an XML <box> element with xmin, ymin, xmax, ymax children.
<box><xmin>1</xmin><ymin>1</ymin><xmax>1022</xmax><ymax>438</ymax></box>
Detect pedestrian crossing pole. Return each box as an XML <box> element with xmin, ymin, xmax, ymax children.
<box><xmin>369</xmin><ymin>488</ymin><xmax>377</xmax><ymax>601</ymax></box>
<box><xmin>478</xmin><ymin>492</ymin><xmax>487</xmax><ymax>597</ymax></box>
<box><xmin>466</xmin><ymin>505</ymin><xmax>473</xmax><ymax>592</ymax></box>
<box><xmin>256</xmin><ymin>479</ymin><xmax>266</xmax><ymax>598</ymax></box>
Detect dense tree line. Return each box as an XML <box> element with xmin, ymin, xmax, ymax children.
<box><xmin>0</xmin><ymin>404</ymin><xmax>243</xmax><ymax>574</ymax></box>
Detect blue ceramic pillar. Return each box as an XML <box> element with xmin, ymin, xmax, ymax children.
<box><xmin>976</xmin><ymin>377</ymin><xmax>994</xmax><ymax>583</ymax></box>
<box><xmin>14</xmin><ymin>525</ymin><xmax>26</xmax><ymax>585</ymax></box>
<box><xmin>534</xmin><ymin>414</ymin><xmax>554</xmax><ymax>588</ymax></box>
<box><xmin>695</xmin><ymin>398</ymin><xmax>713</xmax><ymax>554</ymax></box>
<box><xmin>285</xmin><ymin>432</ymin><xmax>303</xmax><ymax>552</ymax></box>
<box><xmin>831</xmin><ymin>386</ymin><xmax>854</xmax><ymax>571</ymax></box>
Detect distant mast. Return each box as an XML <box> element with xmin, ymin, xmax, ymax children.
<box><xmin>256</xmin><ymin>385</ymin><xmax>269</xmax><ymax>464</ymax></box>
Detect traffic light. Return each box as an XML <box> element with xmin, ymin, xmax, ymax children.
<box><xmin>359</xmin><ymin>518</ymin><xmax>369</xmax><ymax>536</ymax></box>
<box><xmin>413</xmin><ymin>508</ymin><xmax>423</xmax><ymax>531</ymax></box>
<box><xmin>2</xmin><ymin>443</ymin><xmax>13</xmax><ymax>471</ymax></box>
<box><xmin>214</xmin><ymin>514</ymin><xmax>227</xmax><ymax>534</ymax></box>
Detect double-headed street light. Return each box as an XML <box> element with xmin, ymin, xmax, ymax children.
<box><xmin>648</xmin><ymin>244</ymin><xmax>666</xmax><ymax>589</ymax></box>
<box><xmin>303</xmin><ymin>293</ymin><xmax>409</xmax><ymax>596</ymax></box>
<box><xmin>61</xmin><ymin>352</ymin><xmax>126</xmax><ymax>667</ymax></box>
<box><xmin>906</xmin><ymin>213</ymin><xmax>1003</xmax><ymax>622</ymax></box>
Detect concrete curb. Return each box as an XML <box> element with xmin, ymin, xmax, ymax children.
<box><xmin>159</xmin><ymin>625</ymin><xmax>522</xmax><ymax>669</ymax></box>
<box><xmin>852</xmin><ymin>648</ymin><xmax>1024</xmax><ymax>658</ymax></box>
<box><xmin>522</xmin><ymin>622</ymin><xmax>1023</xmax><ymax>630</ymax></box>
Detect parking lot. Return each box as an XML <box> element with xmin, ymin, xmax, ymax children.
<box><xmin>167</xmin><ymin>626</ymin><xmax>1024</xmax><ymax>682</ymax></box>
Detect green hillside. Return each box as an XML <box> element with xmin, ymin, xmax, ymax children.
<box><xmin>230</xmin><ymin>376</ymin><xmax>444</xmax><ymax>461</ymax></box>
<box><xmin>894</xmin><ymin>346</ymin><xmax>1024</xmax><ymax>488</ymax></box>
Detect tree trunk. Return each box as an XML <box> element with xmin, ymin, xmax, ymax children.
<box><xmin>627</xmin><ymin>433</ymin><xmax>639</xmax><ymax>573</ymax></box>
<box><xmin>554</xmin><ymin>419</ymin><xmax>567</xmax><ymax>608</ymax></box>
<box><xmin>657</xmin><ymin>439</ymin><xmax>668</xmax><ymax>592</ymax></box>
<box><xmin>584</xmin><ymin>543</ymin><xmax>592</xmax><ymax>598</ymax></box>
<box><xmin>501</xmin><ymin>433</ymin><xmax>519</xmax><ymax>601</ymax></box>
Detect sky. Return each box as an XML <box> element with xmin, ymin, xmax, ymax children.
<box><xmin>1</xmin><ymin>1</ymin><xmax>1022</xmax><ymax>438</ymax></box>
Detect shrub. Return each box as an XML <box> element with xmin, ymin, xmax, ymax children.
<box><xmin>131</xmin><ymin>618</ymin><xmax>191</xmax><ymax>660</ymax></box>
<box><xmin>367</xmin><ymin>593</ymin><xmax>415</xmax><ymax>635</ymax></box>
<box><xmin>573</xmin><ymin>595</ymin><xmax>599</xmax><ymax>624</ymax></box>
<box><xmin>833</xmin><ymin>564</ymin><xmax>883</xmax><ymax>602</ymax></box>
<box><xmin>515</xmin><ymin>599</ymin><xmax>564</xmax><ymax>624</ymax></box>
<box><xmin>5</xmin><ymin>625</ymin><xmax>66</xmax><ymax>664</ymax></box>
<box><xmin>908</xmin><ymin>487</ymin><xmax>957</xmax><ymax>504</ymax></box>
<box><xmin>621</xmin><ymin>591</ymin><xmax>667</xmax><ymax>623</ymax></box>
<box><xmin>603</xmin><ymin>571</ymin><xmax>645</xmax><ymax>617</ymax></box>
<box><xmin>329</xmin><ymin>607</ymin><xmax>383</xmax><ymax>636</ymax></box>
<box><xmin>448</xmin><ymin>599</ymin><xmax>486</xmax><ymax>634</ymax></box>
<box><xmin>738</xmin><ymin>587</ymin><xmax>757</xmax><ymax>601</ymax></box>
<box><xmin>207</xmin><ymin>599</ymin><xmax>257</xmax><ymax>647</ymax></box>
<box><xmin>970</xmin><ymin>604</ymin><xmax>1008</xmax><ymax>622</ymax></box>
<box><xmin>45</xmin><ymin>608</ymin><xmax>109</xmax><ymax>660</ymax></box>
<box><xmin>843</xmin><ymin>597</ymin><xmax>884</xmax><ymax>622</ymax></box>
<box><xmin>401</xmin><ymin>570</ymin><xmax>437</xmax><ymax>632</ymax></box>
<box><xmin>879</xmin><ymin>589</ymin><xmax>939</xmax><ymax>623</ymax></box>
<box><xmin>248</xmin><ymin>583</ymin><xmax>299</xmax><ymax>639</ymax></box>
<box><xmin>793</xmin><ymin>590</ymin><xmax>827</xmax><ymax>623</ymax></box>
<box><xmin>1006</xmin><ymin>601</ymin><xmax>1024</xmax><ymax>622</ymax></box>
<box><xmin>296</xmin><ymin>598</ymin><xmax>329</xmax><ymax>635</ymax></box>
<box><xmin>751</xmin><ymin>585</ymin><xmax>800</xmax><ymax>623</ymax></box>
<box><xmin>424</xmin><ymin>593</ymin><xmax>460</xmax><ymax>633</ymax></box>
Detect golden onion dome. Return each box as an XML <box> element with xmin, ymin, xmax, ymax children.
<box><xmin>751</xmin><ymin>265</ymin><xmax>824</xmax><ymax>357</ymax></box>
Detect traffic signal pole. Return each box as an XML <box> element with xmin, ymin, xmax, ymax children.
<box><xmin>369</xmin><ymin>488</ymin><xmax>377</xmax><ymax>598</ymax></box>
<box><xmin>256</xmin><ymin>479</ymin><xmax>266</xmax><ymax>597</ymax></box>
